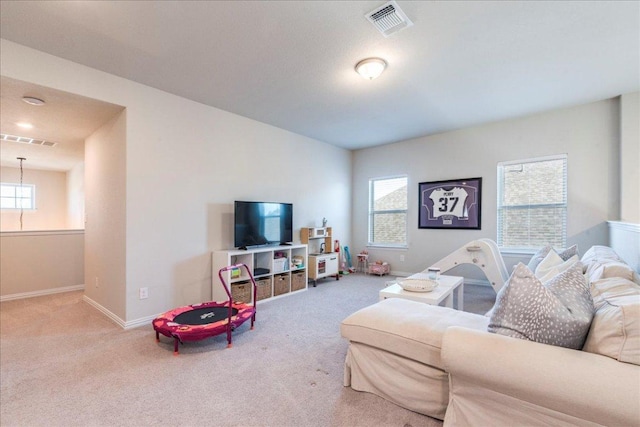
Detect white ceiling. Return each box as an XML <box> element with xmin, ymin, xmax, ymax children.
<box><xmin>0</xmin><ymin>77</ymin><xmax>124</xmax><ymax>171</ymax></box>
<box><xmin>0</xmin><ymin>1</ymin><xmax>638</xmax><ymax>169</ymax></box>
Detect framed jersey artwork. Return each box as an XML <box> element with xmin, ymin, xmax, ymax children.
<box><xmin>419</xmin><ymin>177</ymin><xmax>482</xmax><ymax>229</ymax></box>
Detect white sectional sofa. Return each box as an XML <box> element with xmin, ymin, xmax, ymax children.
<box><xmin>341</xmin><ymin>245</ymin><xmax>640</xmax><ymax>426</ymax></box>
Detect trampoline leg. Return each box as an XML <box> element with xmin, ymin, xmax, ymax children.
<box><xmin>173</xmin><ymin>338</ymin><xmax>180</xmax><ymax>355</ymax></box>
<box><xmin>226</xmin><ymin>325</ymin><xmax>233</xmax><ymax>348</ymax></box>
<box><xmin>155</xmin><ymin>331</ymin><xmax>160</xmax><ymax>342</ymax></box>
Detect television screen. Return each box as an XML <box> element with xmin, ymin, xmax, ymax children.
<box><xmin>234</xmin><ymin>201</ymin><xmax>293</xmax><ymax>248</ymax></box>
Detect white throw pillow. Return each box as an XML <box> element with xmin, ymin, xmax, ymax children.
<box><xmin>534</xmin><ymin>249</ymin><xmax>563</xmax><ymax>280</ymax></box>
<box><xmin>535</xmin><ymin>252</ymin><xmax>580</xmax><ymax>283</ymax></box>
<box><xmin>528</xmin><ymin>244</ymin><xmax>578</xmax><ymax>272</ymax></box>
<box><xmin>527</xmin><ymin>245</ymin><xmax>552</xmax><ymax>272</ymax></box>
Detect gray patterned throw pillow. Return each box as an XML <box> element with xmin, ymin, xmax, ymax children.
<box><xmin>488</xmin><ymin>262</ymin><xmax>594</xmax><ymax>349</ymax></box>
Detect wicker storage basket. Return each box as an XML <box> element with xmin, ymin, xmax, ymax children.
<box><xmin>291</xmin><ymin>271</ymin><xmax>306</xmax><ymax>292</ymax></box>
<box><xmin>273</xmin><ymin>274</ymin><xmax>290</xmax><ymax>296</ymax></box>
<box><xmin>231</xmin><ymin>281</ymin><xmax>252</xmax><ymax>303</ymax></box>
<box><xmin>255</xmin><ymin>277</ymin><xmax>272</xmax><ymax>301</ymax></box>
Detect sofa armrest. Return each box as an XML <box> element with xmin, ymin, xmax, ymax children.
<box><xmin>442</xmin><ymin>327</ymin><xmax>640</xmax><ymax>426</ymax></box>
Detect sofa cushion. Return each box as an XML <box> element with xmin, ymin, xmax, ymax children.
<box><xmin>489</xmin><ymin>262</ymin><xmax>594</xmax><ymax>349</ymax></box>
<box><xmin>581</xmin><ymin>245</ymin><xmax>623</xmax><ymax>265</ymax></box>
<box><xmin>583</xmin><ymin>280</ymin><xmax>640</xmax><ymax>365</ymax></box>
<box><xmin>341</xmin><ymin>298</ymin><xmax>488</xmax><ymax>369</ymax></box>
<box><xmin>590</xmin><ymin>276</ymin><xmax>640</xmax><ymax>307</ymax></box>
<box><xmin>586</xmin><ymin>260</ymin><xmax>636</xmax><ymax>283</ymax></box>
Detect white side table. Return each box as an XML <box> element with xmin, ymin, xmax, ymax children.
<box><xmin>379</xmin><ymin>275</ymin><xmax>464</xmax><ymax>310</ymax></box>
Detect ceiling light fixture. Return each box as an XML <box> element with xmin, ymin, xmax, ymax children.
<box><xmin>22</xmin><ymin>96</ymin><xmax>46</xmax><ymax>106</ymax></box>
<box><xmin>355</xmin><ymin>58</ymin><xmax>387</xmax><ymax>80</ymax></box>
<box><xmin>16</xmin><ymin>122</ymin><xmax>34</xmax><ymax>129</ymax></box>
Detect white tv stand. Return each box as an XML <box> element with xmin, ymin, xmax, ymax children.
<box><xmin>211</xmin><ymin>244</ymin><xmax>308</xmax><ymax>303</ymax></box>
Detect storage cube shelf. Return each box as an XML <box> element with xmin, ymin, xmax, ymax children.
<box><xmin>212</xmin><ymin>244</ymin><xmax>308</xmax><ymax>304</ymax></box>
<box><xmin>291</xmin><ymin>271</ymin><xmax>306</xmax><ymax>292</ymax></box>
<box><xmin>255</xmin><ymin>278</ymin><xmax>272</xmax><ymax>301</ymax></box>
<box><xmin>273</xmin><ymin>274</ymin><xmax>290</xmax><ymax>296</ymax></box>
<box><xmin>231</xmin><ymin>281</ymin><xmax>252</xmax><ymax>303</ymax></box>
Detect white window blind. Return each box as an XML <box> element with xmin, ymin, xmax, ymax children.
<box><xmin>368</xmin><ymin>176</ymin><xmax>407</xmax><ymax>247</ymax></box>
<box><xmin>497</xmin><ymin>155</ymin><xmax>567</xmax><ymax>248</ymax></box>
<box><xmin>0</xmin><ymin>182</ymin><xmax>36</xmax><ymax>210</ymax></box>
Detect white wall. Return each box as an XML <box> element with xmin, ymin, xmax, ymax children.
<box><xmin>1</xmin><ymin>39</ymin><xmax>352</xmax><ymax>325</ymax></box>
<box><xmin>620</xmin><ymin>92</ymin><xmax>640</xmax><ymax>223</ymax></box>
<box><xmin>0</xmin><ymin>230</ymin><xmax>84</xmax><ymax>299</ymax></box>
<box><xmin>609</xmin><ymin>221</ymin><xmax>640</xmax><ymax>274</ymax></box>
<box><xmin>84</xmin><ymin>111</ymin><xmax>127</xmax><ymax>320</ymax></box>
<box><xmin>0</xmin><ymin>166</ymin><xmax>68</xmax><ymax>231</ymax></box>
<box><xmin>123</xmin><ymin>83</ymin><xmax>351</xmax><ymax>322</ymax></box>
<box><xmin>66</xmin><ymin>162</ymin><xmax>85</xmax><ymax>229</ymax></box>
<box><xmin>353</xmin><ymin>98</ymin><xmax>622</xmax><ymax>276</ymax></box>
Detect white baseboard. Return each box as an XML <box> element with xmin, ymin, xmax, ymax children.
<box><xmin>0</xmin><ymin>284</ymin><xmax>85</xmax><ymax>302</ymax></box>
<box><xmin>125</xmin><ymin>314</ymin><xmax>159</xmax><ymax>330</ymax></box>
<box><xmin>82</xmin><ymin>295</ymin><xmax>126</xmax><ymax>329</ymax></box>
<box><xmin>82</xmin><ymin>295</ymin><xmax>160</xmax><ymax>330</ymax></box>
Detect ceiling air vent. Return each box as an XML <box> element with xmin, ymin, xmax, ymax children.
<box><xmin>1</xmin><ymin>133</ymin><xmax>57</xmax><ymax>147</ymax></box>
<box><xmin>366</xmin><ymin>1</ymin><xmax>413</xmax><ymax>37</ymax></box>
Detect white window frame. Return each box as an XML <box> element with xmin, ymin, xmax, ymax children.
<box><xmin>0</xmin><ymin>182</ymin><xmax>36</xmax><ymax>210</ymax></box>
<box><xmin>368</xmin><ymin>175</ymin><xmax>408</xmax><ymax>248</ymax></box>
<box><xmin>497</xmin><ymin>154</ymin><xmax>567</xmax><ymax>250</ymax></box>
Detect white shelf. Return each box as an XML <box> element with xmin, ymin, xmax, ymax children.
<box><xmin>212</xmin><ymin>244</ymin><xmax>308</xmax><ymax>303</ymax></box>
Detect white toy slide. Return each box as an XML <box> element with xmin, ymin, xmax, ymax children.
<box><xmin>426</xmin><ymin>238</ymin><xmax>509</xmax><ymax>293</ymax></box>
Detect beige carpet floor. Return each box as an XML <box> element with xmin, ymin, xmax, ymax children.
<box><xmin>0</xmin><ymin>273</ymin><xmax>495</xmax><ymax>427</ymax></box>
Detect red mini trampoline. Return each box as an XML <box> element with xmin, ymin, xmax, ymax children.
<box><xmin>153</xmin><ymin>264</ymin><xmax>257</xmax><ymax>354</ymax></box>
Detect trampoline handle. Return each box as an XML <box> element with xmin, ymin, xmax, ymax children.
<box><xmin>218</xmin><ymin>263</ymin><xmax>258</xmax><ymax>306</ymax></box>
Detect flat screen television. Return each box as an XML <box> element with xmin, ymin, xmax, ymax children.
<box><xmin>234</xmin><ymin>201</ymin><xmax>293</xmax><ymax>249</ymax></box>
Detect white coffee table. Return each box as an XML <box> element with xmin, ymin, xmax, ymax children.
<box><xmin>379</xmin><ymin>275</ymin><xmax>464</xmax><ymax>310</ymax></box>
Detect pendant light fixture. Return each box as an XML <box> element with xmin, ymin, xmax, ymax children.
<box><xmin>17</xmin><ymin>157</ymin><xmax>26</xmax><ymax>230</ymax></box>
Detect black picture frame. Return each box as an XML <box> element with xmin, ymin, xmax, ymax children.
<box><xmin>418</xmin><ymin>177</ymin><xmax>482</xmax><ymax>229</ymax></box>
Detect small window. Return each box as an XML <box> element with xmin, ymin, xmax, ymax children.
<box><xmin>497</xmin><ymin>155</ymin><xmax>567</xmax><ymax>249</ymax></box>
<box><xmin>368</xmin><ymin>176</ymin><xmax>407</xmax><ymax>247</ymax></box>
<box><xmin>0</xmin><ymin>183</ymin><xmax>36</xmax><ymax>210</ymax></box>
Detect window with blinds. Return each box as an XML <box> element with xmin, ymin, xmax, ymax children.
<box><xmin>368</xmin><ymin>176</ymin><xmax>408</xmax><ymax>247</ymax></box>
<box><xmin>497</xmin><ymin>155</ymin><xmax>567</xmax><ymax>249</ymax></box>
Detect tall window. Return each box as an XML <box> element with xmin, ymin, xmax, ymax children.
<box><xmin>497</xmin><ymin>155</ymin><xmax>567</xmax><ymax>248</ymax></box>
<box><xmin>0</xmin><ymin>183</ymin><xmax>36</xmax><ymax>210</ymax></box>
<box><xmin>369</xmin><ymin>176</ymin><xmax>407</xmax><ymax>247</ymax></box>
